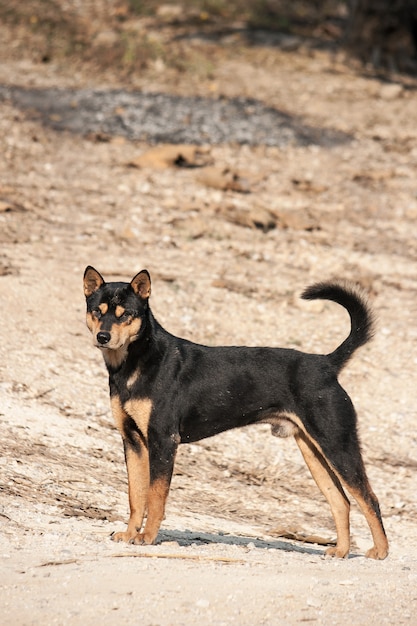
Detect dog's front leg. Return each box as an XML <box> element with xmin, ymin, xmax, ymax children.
<box><xmin>110</xmin><ymin>396</ymin><xmax>150</xmax><ymax>543</ymax></box>
<box><xmin>130</xmin><ymin>433</ymin><xmax>179</xmax><ymax>546</ymax></box>
<box><xmin>112</xmin><ymin>434</ymin><xmax>150</xmax><ymax>543</ymax></box>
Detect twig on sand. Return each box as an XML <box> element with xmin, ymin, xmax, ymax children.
<box><xmin>110</xmin><ymin>552</ymin><xmax>244</xmax><ymax>564</ymax></box>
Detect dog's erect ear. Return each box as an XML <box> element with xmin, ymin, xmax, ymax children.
<box><xmin>131</xmin><ymin>270</ymin><xmax>151</xmax><ymax>300</ymax></box>
<box><xmin>84</xmin><ymin>266</ymin><xmax>105</xmax><ymax>297</ymax></box>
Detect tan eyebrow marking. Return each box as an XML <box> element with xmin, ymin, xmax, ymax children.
<box><xmin>98</xmin><ymin>303</ymin><xmax>108</xmax><ymax>315</ymax></box>
<box><xmin>115</xmin><ymin>305</ymin><xmax>126</xmax><ymax>318</ymax></box>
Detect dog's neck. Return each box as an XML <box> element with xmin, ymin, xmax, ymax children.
<box><xmin>102</xmin><ymin>343</ymin><xmax>130</xmax><ymax>370</ymax></box>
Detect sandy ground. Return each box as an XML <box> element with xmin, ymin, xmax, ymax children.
<box><xmin>0</xmin><ymin>15</ymin><xmax>417</xmax><ymax>626</ymax></box>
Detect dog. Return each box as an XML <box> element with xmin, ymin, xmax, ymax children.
<box><xmin>83</xmin><ymin>266</ymin><xmax>388</xmax><ymax>559</ymax></box>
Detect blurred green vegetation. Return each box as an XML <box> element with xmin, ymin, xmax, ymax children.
<box><xmin>125</xmin><ymin>0</ymin><xmax>345</xmax><ymax>30</ymax></box>
<box><xmin>0</xmin><ymin>0</ymin><xmax>416</xmax><ymax>73</ymax></box>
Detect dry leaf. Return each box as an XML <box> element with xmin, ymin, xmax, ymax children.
<box><xmin>128</xmin><ymin>144</ymin><xmax>212</xmax><ymax>169</ymax></box>
<box><xmin>211</xmin><ymin>278</ymin><xmax>257</xmax><ymax>298</ymax></box>
<box><xmin>197</xmin><ymin>166</ymin><xmax>251</xmax><ymax>193</ymax></box>
<box><xmin>0</xmin><ymin>199</ymin><xmax>25</xmax><ymax>213</ymax></box>
<box><xmin>0</xmin><ymin>260</ymin><xmax>18</xmax><ymax>276</ymax></box>
<box><xmin>273</xmin><ymin>208</ymin><xmax>319</xmax><ymax>231</ymax></box>
<box><xmin>217</xmin><ymin>205</ymin><xmax>276</xmax><ymax>232</ymax></box>
<box><xmin>170</xmin><ymin>216</ymin><xmax>208</xmax><ymax>239</ymax></box>
<box><xmin>292</xmin><ymin>178</ymin><xmax>328</xmax><ymax>193</ymax></box>
<box><xmin>352</xmin><ymin>169</ymin><xmax>394</xmax><ymax>184</ymax></box>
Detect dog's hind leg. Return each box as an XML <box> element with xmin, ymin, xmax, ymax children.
<box><xmin>312</xmin><ymin>414</ymin><xmax>388</xmax><ymax>559</ymax></box>
<box><xmin>337</xmin><ymin>474</ymin><xmax>388</xmax><ymax>560</ymax></box>
<box><xmin>298</xmin><ymin>416</ymin><xmax>388</xmax><ymax>560</ymax></box>
<box><xmin>294</xmin><ymin>431</ymin><xmax>351</xmax><ymax>558</ymax></box>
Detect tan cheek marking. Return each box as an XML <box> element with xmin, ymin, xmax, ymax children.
<box><xmin>118</xmin><ymin>318</ymin><xmax>142</xmax><ymax>345</ymax></box>
<box><xmin>115</xmin><ymin>305</ymin><xmax>125</xmax><ymax>318</ymax></box>
<box><xmin>129</xmin><ymin>318</ymin><xmax>142</xmax><ymax>338</ymax></box>
<box><xmin>125</xmin><ymin>398</ymin><xmax>153</xmax><ymax>438</ymax></box>
<box><xmin>86</xmin><ymin>312</ymin><xmax>93</xmax><ymax>332</ymax></box>
<box><xmin>86</xmin><ymin>312</ymin><xmax>101</xmax><ymax>334</ymax></box>
<box><xmin>99</xmin><ymin>303</ymin><xmax>108</xmax><ymax>315</ymax></box>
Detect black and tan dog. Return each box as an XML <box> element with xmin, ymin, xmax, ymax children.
<box><xmin>83</xmin><ymin>266</ymin><xmax>388</xmax><ymax>559</ymax></box>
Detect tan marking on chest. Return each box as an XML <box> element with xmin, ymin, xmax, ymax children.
<box><xmin>115</xmin><ymin>305</ymin><xmax>125</xmax><ymax>318</ymax></box>
<box><xmin>86</xmin><ymin>311</ymin><xmax>102</xmax><ymax>337</ymax></box>
<box><xmin>127</xmin><ymin>370</ymin><xmax>140</xmax><ymax>389</ymax></box>
<box><xmin>111</xmin><ymin>396</ymin><xmax>128</xmax><ymax>432</ymax></box>
<box><xmin>125</xmin><ymin>398</ymin><xmax>153</xmax><ymax>438</ymax></box>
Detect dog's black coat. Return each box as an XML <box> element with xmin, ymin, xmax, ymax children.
<box><xmin>83</xmin><ymin>267</ymin><xmax>388</xmax><ymax>559</ymax></box>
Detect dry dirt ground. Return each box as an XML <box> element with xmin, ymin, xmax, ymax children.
<box><xmin>0</xmin><ymin>16</ymin><xmax>417</xmax><ymax>626</ymax></box>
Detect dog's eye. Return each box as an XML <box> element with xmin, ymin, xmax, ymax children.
<box><xmin>120</xmin><ymin>310</ymin><xmax>135</xmax><ymax>323</ymax></box>
<box><xmin>92</xmin><ymin>308</ymin><xmax>102</xmax><ymax>319</ymax></box>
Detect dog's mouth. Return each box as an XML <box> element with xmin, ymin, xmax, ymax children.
<box><xmin>94</xmin><ymin>335</ymin><xmax>138</xmax><ymax>351</ymax></box>
<box><xmin>96</xmin><ymin>342</ymin><xmax>122</xmax><ymax>351</ymax></box>
<box><xmin>94</xmin><ymin>337</ymin><xmax>122</xmax><ymax>351</ymax></box>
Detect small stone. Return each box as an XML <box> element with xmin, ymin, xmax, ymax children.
<box><xmin>196</xmin><ymin>598</ymin><xmax>210</xmax><ymax>609</ymax></box>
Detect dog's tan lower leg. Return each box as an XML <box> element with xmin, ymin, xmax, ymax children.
<box><xmin>132</xmin><ymin>476</ymin><xmax>170</xmax><ymax>545</ymax></box>
<box><xmin>342</xmin><ymin>483</ymin><xmax>389</xmax><ymax>559</ymax></box>
<box><xmin>112</xmin><ymin>442</ymin><xmax>150</xmax><ymax>542</ymax></box>
<box><xmin>294</xmin><ymin>432</ymin><xmax>351</xmax><ymax>558</ymax></box>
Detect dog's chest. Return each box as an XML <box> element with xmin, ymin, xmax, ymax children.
<box><xmin>110</xmin><ymin>366</ymin><xmax>141</xmax><ymax>404</ymax></box>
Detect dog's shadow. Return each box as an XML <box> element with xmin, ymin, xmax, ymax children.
<box><xmin>157</xmin><ymin>528</ymin><xmax>326</xmax><ymax>557</ymax></box>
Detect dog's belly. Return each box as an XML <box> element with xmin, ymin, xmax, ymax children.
<box><xmin>178</xmin><ymin>406</ymin><xmax>299</xmax><ymax>443</ymax></box>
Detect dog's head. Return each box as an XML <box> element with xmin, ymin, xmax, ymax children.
<box><xmin>83</xmin><ymin>266</ymin><xmax>151</xmax><ymax>355</ymax></box>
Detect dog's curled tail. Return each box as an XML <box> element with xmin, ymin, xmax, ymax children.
<box><xmin>301</xmin><ymin>281</ymin><xmax>375</xmax><ymax>372</ymax></box>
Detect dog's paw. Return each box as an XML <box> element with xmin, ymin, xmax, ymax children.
<box><xmin>111</xmin><ymin>529</ymin><xmax>137</xmax><ymax>543</ymax></box>
<box><xmin>365</xmin><ymin>545</ymin><xmax>388</xmax><ymax>560</ymax></box>
<box><xmin>129</xmin><ymin>530</ymin><xmax>157</xmax><ymax>546</ymax></box>
<box><xmin>324</xmin><ymin>545</ymin><xmax>349</xmax><ymax>559</ymax></box>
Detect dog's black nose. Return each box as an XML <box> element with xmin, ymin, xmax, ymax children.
<box><xmin>97</xmin><ymin>331</ymin><xmax>111</xmax><ymax>345</ymax></box>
